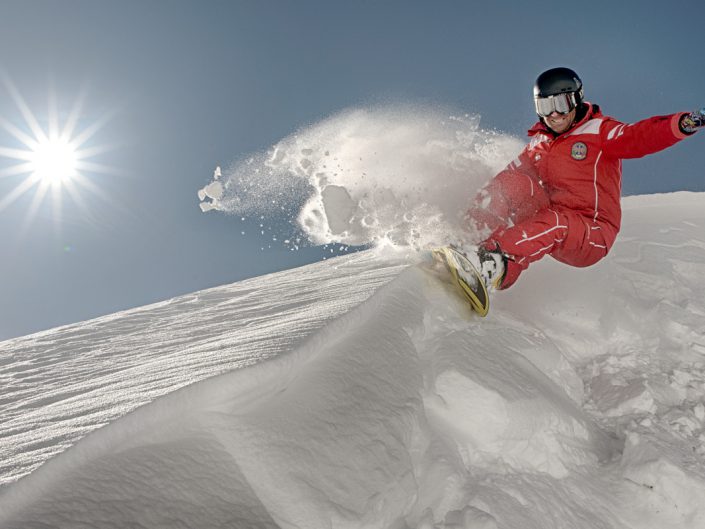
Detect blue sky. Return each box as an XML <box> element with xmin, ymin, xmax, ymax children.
<box><xmin>1</xmin><ymin>0</ymin><xmax>703</xmax><ymax>340</ymax></box>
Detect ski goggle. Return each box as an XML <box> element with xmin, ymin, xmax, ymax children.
<box><xmin>534</xmin><ymin>92</ymin><xmax>579</xmax><ymax>117</ymax></box>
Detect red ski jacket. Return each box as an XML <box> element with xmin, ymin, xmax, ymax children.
<box><xmin>503</xmin><ymin>103</ymin><xmax>690</xmax><ymax>251</ymax></box>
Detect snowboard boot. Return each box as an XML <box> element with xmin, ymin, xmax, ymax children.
<box><xmin>456</xmin><ymin>244</ymin><xmax>506</xmax><ymax>291</ymax></box>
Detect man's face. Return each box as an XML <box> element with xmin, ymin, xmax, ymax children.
<box><xmin>543</xmin><ymin>108</ymin><xmax>576</xmax><ymax>134</ymax></box>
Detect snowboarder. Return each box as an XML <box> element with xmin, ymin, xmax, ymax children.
<box><xmin>461</xmin><ymin>66</ymin><xmax>704</xmax><ymax>291</ymax></box>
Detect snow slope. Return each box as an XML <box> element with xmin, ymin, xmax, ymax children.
<box><xmin>1</xmin><ymin>192</ymin><xmax>704</xmax><ymax>528</ymax></box>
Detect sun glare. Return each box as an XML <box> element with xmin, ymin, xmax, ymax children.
<box><xmin>30</xmin><ymin>136</ymin><xmax>78</xmax><ymax>185</ymax></box>
<box><xmin>0</xmin><ymin>75</ymin><xmax>116</xmax><ymax>231</ymax></box>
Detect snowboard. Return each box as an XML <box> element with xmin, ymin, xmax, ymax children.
<box><xmin>430</xmin><ymin>246</ymin><xmax>490</xmax><ymax>317</ymax></box>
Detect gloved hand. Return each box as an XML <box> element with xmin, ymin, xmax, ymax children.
<box><xmin>679</xmin><ymin>107</ymin><xmax>705</xmax><ymax>133</ymax></box>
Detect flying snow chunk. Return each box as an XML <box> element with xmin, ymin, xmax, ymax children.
<box><xmin>198</xmin><ymin>166</ymin><xmax>224</xmax><ymax>211</ymax></box>
<box><xmin>321</xmin><ymin>185</ymin><xmax>357</xmax><ymax>236</ymax></box>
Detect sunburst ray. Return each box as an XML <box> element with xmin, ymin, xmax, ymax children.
<box><xmin>0</xmin><ymin>75</ymin><xmax>118</xmax><ymax>232</ymax></box>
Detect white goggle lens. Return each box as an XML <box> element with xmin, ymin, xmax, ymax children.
<box><xmin>535</xmin><ymin>93</ymin><xmax>576</xmax><ymax>117</ymax></box>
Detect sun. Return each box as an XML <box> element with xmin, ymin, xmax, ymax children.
<box><xmin>29</xmin><ymin>135</ymin><xmax>79</xmax><ymax>185</ymax></box>
<box><xmin>0</xmin><ymin>75</ymin><xmax>116</xmax><ymax>230</ymax></box>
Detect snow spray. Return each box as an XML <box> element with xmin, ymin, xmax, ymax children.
<box><xmin>198</xmin><ymin>104</ymin><xmax>523</xmax><ymax>250</ymax></box>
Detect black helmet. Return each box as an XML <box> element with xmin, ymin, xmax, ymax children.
<box><xmin>533</xmin><ymin>67</ymin><xmax>584</xmax><ymax>117</ymax></box>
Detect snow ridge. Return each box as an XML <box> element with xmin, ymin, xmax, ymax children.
<box><xmin>1</xmin><ymin>192</ymin><xmax>705</xmax><ymax>528</ymax></box>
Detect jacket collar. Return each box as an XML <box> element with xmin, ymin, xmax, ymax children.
<box><xmin>528</xmin><ymin>102</ymin><xmax>602</xmax><ymax>138</ymax></box>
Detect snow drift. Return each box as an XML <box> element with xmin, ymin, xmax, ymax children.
<box><xmin>2</xmin><ymin>192</ymin><xmax>705</xmax><ymax>528</ymax></box>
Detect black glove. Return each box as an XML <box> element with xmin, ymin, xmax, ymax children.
<box><xmin>679</xmin><ymin>108</ymin><xmax>705</xmax><ymax>133</ymax></box>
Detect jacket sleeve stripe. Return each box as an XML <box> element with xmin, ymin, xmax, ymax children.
<box><xmin>606</xmin><ymin>124</ymin><xmax>626</xmax><ymax>141</ymax></box>
<box><xmin>593</xmin><ymin>150</ymin><xmax>603</xmax><ymax>222</ymax></box>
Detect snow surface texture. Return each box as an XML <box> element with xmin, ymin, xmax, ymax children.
<box><xmin>1</xmin><ymin>192</ymin><xmax>705</xmax><ymax>528</ymax></box>
<box><xmin>198</xmin><ymin>105</ymin><xmax>522</xmax><ymax>249</ymax></box>
<box><xmin>0</xmin><ymin>255</ymin><xmax>408</xmax><ymax>487</ymax></box>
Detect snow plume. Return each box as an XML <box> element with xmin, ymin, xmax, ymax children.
<box><xmin>198</xmin><ymin>105</ymin><xmax>523</xmax><ymax>249</ymax></box>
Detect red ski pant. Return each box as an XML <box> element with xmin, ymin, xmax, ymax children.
<box><xmin>466</xmin><ymin>170</ymin><xmax>612</xmax><ymax>289</ymax></box>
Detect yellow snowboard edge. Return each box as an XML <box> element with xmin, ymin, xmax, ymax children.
<box><xmin>432</xmin><ymin>247</ymin><xmax>490</xmax><ymax>317</ymax></box>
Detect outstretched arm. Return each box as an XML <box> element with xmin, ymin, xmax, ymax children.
<box><xmin>600</xmin><ymin>112</ymin><xmax>694</xmax><ymax>160</ymax></box>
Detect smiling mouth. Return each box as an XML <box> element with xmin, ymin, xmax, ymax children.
<box><xmin>546</xmin><ymin>114</ymin><xmax>571</xmax><ymax>130</ymax></box>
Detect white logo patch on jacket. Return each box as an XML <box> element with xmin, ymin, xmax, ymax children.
<box><xmin>571</xmin><ymin>142</ymin><xmax>588</xmax><ymax>160</ymax></box>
